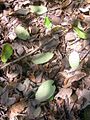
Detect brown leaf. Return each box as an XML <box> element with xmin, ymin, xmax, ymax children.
<box><xmin>55</xmin><ymin>88</ymin><xmax>72</xmax><ymax>99</ymax></box>
<box><xmin>50</xmin><ymin>15</ymin><xmax>61</xmax><ymax>25</ymax></box>
<box><xmin>62</xmin><ymin>0</ymin><xmax>72</xmax><ymax>8</ymax></box>
<box><xmin>63</xmin><ymin>72</ymin><xmax>86</xmax><ymax>88</ymax></box>
<box><xmin>8</xmin><ymin>100</ymin><xmax>27</xmax><ymax>120</ymax></box>
<box><xmin>76</xmin><ymin>88</ymin><xmax>90</xmax><ymax>109</ymax></box>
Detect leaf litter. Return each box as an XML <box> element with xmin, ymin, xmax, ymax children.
<box><xmin>0</xmin><ymin>0</ymin><xmax>90</xmax><ymax>120</ymax></box>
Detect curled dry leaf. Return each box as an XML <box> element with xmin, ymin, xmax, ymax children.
<box><xmin>55</xmin><ymin>88</ymin><xmax>72</xmax><ymax>100</ymax></box>
<box><xmin>8</xmin><ymin>100</ymin><xmax>27</xmax><ymax>120</ymax></box>
<box><xmin>62</xmin><ymin>0</ymin><xmax>72</xmax><ymax>8</ymax></box>
<box><xmin>63</xmin><ymin>72</ymin><xmax>86</xmax><ymax>88</ymax></box>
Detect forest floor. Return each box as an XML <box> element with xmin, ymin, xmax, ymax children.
<box><xmin>0</xmin><ymin>0</ymin><xmax>90</xmax><ymax>120</ymax></box>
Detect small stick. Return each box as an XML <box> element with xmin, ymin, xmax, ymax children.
<box><xmin>0</xmin><ymin>46</ymin><xmax>40</xmax><ymax>70</ymax></box>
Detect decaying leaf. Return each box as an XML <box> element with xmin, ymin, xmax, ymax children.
<box><xmin>33</xmin><ymin>107</ymin><xmax>41</xmax><ymax>118</ymax></box>
<box><xmin>8</xmin><ymin>100</ymin><xmax>27</xmax><ymax>120</ymax></box>
<box><xmin>76</xmin><ymin>88</ymin><xmax>90</xmax><ymax>109</ymax></box>
<box><xmin>55</xmin><ymin>88</ymin><xmax>72</xmax><ymax>99</ymax></box>
<box><xmin>1</xmin><ymin>43</ymin><xmax>13</xmax><ymax>63</ymax></box>
<box><xmin>30</xmin><ymin>5</ymin><xmax>47</xmax><ymax>15</ymax></box>
<box><xmin>69</xmin><ymin>51</ymin><xmax>80</xmax><ymax>70</ymax></box>
<box><xmin>15</xmin><ymin>8</ymin><xmax>30</xmax><ymax>16</ymax></box>
<box><xmin>32</xmin><ymin>52</ymin><xmax>54</xmax><ymax>64</ymax></box>
<box><xmin>62</xmin><ymin>0</ymin><xmax>72</xmax><ymax>8</ymax></box>
<box><xmin>42</xmin><ymin>36</ymin><xmax>60</xmax><ymax>51</ymax></box>
<box><xmin>76</xmin><ymin>89</ymin><xmax>90</xmax><ymax>102</ymax></box>
<box><xmin>35</xmin><ymin>80</ymin><xmax>56</xmax><ymax>102</ymax></box>
<box><xmin>15</xmin><ymin>25</ymin><xmax>30</xmax><ymax>40</ymax></box>
<box><xmin>63</xmin><ymin>72</ymin><xmax>86</xmax><ymax>88</ymax></box>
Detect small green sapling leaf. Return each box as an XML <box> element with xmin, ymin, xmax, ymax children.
<box><xmin>44</xmin><ymin>16</ymin><xmax>52</xmax><ymax>29</ymax></box>
<box><xmin>73</xmin><ymin>27</ymin><xmax>87</xmax><ymax>39</ymax></box>
<box><xmin>1</xmin><ymin>43</ymin><xmax>13</xmax><ymax>63</ymax></box>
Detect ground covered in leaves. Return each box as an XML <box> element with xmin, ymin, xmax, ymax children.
<box><xmin>0</xmin><ymin>0</ymin><xmax>90</xmax><ymax>120</ymax></box>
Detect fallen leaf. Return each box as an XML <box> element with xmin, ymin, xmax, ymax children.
<box><xmin>1</xmin><ymin>43</ymin><xmax>13</xmax><ymax>63</ymax></box>
<box><xmin>15</xmin><ymin>8</ymin><xmax>30</xmax><ymax>15</ymax></box>
<box><xmin>15</xmin><ymin>25</ymin><xmax>30</xmax><ymax>40</ymax></box>
<box><xmin>42</xmin><ymin>36</ymin><xmax>60</xmax><ymax>51</ymax></box>
<box><xmin>30</xmin><ymin>5</ymin><xmax>47</xmax><ymax>15</ymax></box>
<box><xmin>50</xmin><ymin>15</ymin><xmax>60</xmax><ymax>25</ymax></box>
<box><xmin>33</xmin><ymin>107</ymin><xmax>41</xmax><ymax>118</ymax></box>
<box><xmin>8</xmin><ymin>100</ymin><xmax>27</xmax><ymax>120</ymax></box>
<box><xmin>79</xmin><ymin>7</ymin><xmax>89</xmax><ymax>15</ymax></box>
<box><xmin>76</xmin><ymin>88</ymin><xmax>90</xmax><ymax>109</ymax></box>
<box><xmin>35</xmin><ymin>80</ymin><xmax>56</xmax><ymax>102</ymax></box>
<box><xmin>32</xmin><ymin>52</ymin><xmax>54</xmax><ymax>64</ymax></box>
<box><xmin>76</xmin><ymin>89</ymin><xmax>90</xmax><ymax>102</ymax></box>
<box><xmin>69</xmin><ymin>51</ymin><xmax>80</xmax><ymax>70</ymax></box>
<box><xmin>73</xmin><ymin>27</ymin><xmax>87</xmax><ymax>39</ymax></box>
<box><xmin>55</xmin><ymin>88</ymin><xmax>72</xmax><ymax>99</ymax></box>
<box><xmin>62</xmin><ymin>0</ymin><xmax>72</xmax><ymax>8</ymax></box>
<box><xmin>44</xmin><ymin>16</ymin><xmax>52</xmax><ymax>29</ymax></box>
<box><xmin>63</xmin><ymin>72</ymin><xmax>86</xmax><ymax>88</ymax></box>
<box><xmin>65</xmin><ymin>32</ymin><xmax>76</xmax><ymax>42</ymax></box>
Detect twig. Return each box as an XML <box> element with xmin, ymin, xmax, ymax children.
<box><xmin>0</xmin><ymin>46</ymin><xmax>40</xmax><ymax>70</ymax></box>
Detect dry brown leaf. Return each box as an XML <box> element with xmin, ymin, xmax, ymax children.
<box><xmin>63</xmin><ymin>72</ymin><xmax>86</xmax><ymax>88</ymax></box>
<box><xmin>8</xmin><ymin>100</ymin><xmax>27</xmax><ymax>120</ymax></box>
<box><xmin>76</xmin><ymin>88</ymin><xmax>90</xmax><ymax>108</ymax></box>
<box><xmin>76</xmin><ymin>89</ymin><xmax>90</xmax><ymax>102</ymax></box>
<box><xmin>55</xmin><ymin>88</ymin><xmax>72</xmax><ymax>99</ymax></box>
<box><xmin>62</xmin><ymin>0</ymin><xmax>72</xmax><ymax>8</ymax></box>
<box><xmin>83</xmin><ymin>75</ymin><xmax>90</xmax><ymax>88</ymax></box>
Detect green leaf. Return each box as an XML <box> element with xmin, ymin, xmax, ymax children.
<box><xmin>69</xmin><ymin>51</ymin><xmax>80</xmax><ymax>70</ymax></box>
<box><xmin>32</xmin><ymin>52</ymin><xmax>54</xmax><ymax>64</ymax></box>
<box><xmin>1</xmin><ymin>43</ymin><xmax>13</xmax><ymax>63</ymax></box>
<box><xmin>35</xmin><ymin>80</ymin><xmax>56</xmax><ymax>102</ymax></box>
<box><xmin>15</xmin><ymin>25</ymin><xmax>30</xmax><ymax>40</ymax></box>
<box><xmin>44</xmin><ymin>16</ymin><xmax>52</xmax><ymax>29</ymax></box>
<box><xmin>73</xmin><ymin>27</ymin><xmax>87</xmax><ymax>39</ymax></box>
<box><xmin>30</xmin><ymin>5</ymin><xmax>47</xmax><ymax>15</ymax></box>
